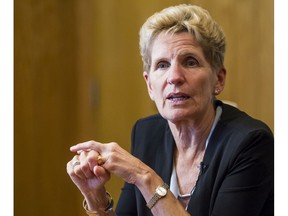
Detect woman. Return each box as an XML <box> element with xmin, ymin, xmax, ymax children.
<box><xmin>67</xmin><ymin>4</ymin><xmax>273</xmax><ymax>216</ymax></box>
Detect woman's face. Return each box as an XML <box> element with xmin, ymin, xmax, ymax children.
<box><xmin>143</xmin><ymin>32</ymin><xmax>225</xmax><ymax>124</ymax></box>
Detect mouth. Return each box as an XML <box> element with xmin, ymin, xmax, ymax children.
<box><xmin>167</xmin><ymin>93</ymin><xmax>190</xmax><ymax>102</ymax></box>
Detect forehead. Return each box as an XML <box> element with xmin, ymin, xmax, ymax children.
<box><xmin>150</xmin><ymin>32</ymin><xmax>204</xmax><ymax>59</ymax></box>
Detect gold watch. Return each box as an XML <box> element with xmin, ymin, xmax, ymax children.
<box><xmin>146</xmin><ymin>183</ymin><xmax>169</xmax><ymax>209</ymax></box>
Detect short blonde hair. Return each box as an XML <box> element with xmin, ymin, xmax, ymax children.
<box><xmin>139</xmin><ymin>4</ymin><xmax>226</xmax><ymax>72</ymax></box>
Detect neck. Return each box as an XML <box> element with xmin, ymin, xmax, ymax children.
<box><xmin>169</xmin><ymin>105</ymin><xmax>216</xmax><ymax>158</ymax></box>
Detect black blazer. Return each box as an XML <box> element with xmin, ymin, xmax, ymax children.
<box><xmin>116</xmin><ymin>101</ymin><xmax>274</xmax><ymax>216</ymax></box>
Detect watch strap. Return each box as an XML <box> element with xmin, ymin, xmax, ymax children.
<box><xmin>146</xmin><ymin>183</ymin><xmax>169</xmax><ymax>209</ymax></box>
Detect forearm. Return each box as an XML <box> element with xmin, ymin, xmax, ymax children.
<box><xmin>134</xmin><ymin>162</ymin><xmax>190</xmax><ymax>216</ymax></box>
<box><xmin>83</xmin><ymin>187</ymin><xmax>107</xmax><ymax>211</ymax></box>
<box><xmin>83</xmin><ymin>188</ymin><xmax>116</xmax><ymax>216</ymax></box>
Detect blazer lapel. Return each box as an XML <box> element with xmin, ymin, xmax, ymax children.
<box><xmin>155</xmin><ymin>122</ymin><xmax>175</xmax><ymax>185</ymax></box>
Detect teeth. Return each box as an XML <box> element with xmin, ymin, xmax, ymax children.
<box><xmin>169</xmin><ymin>96</ymin><xmax>189</xmax><ymax>101</ymax></box>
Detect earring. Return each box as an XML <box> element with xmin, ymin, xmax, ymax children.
<box><xmin>215</xmin><ymin>88</ymin><xmax>220</xmax><ymax>94</ymax></box>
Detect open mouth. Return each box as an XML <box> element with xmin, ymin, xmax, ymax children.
<box><xmin>167</xmin><ymin>93</ymin><xmax>190</xmax><ymax>102</ymax></box>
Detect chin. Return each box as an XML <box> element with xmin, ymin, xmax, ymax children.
<box><xmin>161</xmin><ymin>110</ymin><xmax>191</xmax><ymax>123</ymax></box>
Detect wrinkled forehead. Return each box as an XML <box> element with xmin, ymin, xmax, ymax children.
<box><xmin>152</xmin><ymin>31</ymin><xmax>200</xmax><ymax>47</ymax></box>
<box><xmin>150</xmin><ymin>32</ymin><xmax>203</xmax><ymax>57</ymax></box>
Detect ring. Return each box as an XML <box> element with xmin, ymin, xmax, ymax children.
<box><xmin>72</xmin><ymin>160</ymin><xmax>80</xmax><ymax>169</ymax></box>
<box><xmin>97</xmin><ymin>154</ymin><xmax>105</xmax><ymax>166</ymax></box>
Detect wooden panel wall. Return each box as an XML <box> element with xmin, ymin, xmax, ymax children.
<box><xmin>14</xmin><ymin>0</ymin><xmax>273</xmax><ymax>215</ymax></box>
<box><xmin>14</xmin><ymin>1</ymin><xmax>85</xmax><ymax>215</ymax></box>
<box><xmin>191</xmin><ymin>0</ymin><xmax>274</xmax><ymax>128</ymax></box>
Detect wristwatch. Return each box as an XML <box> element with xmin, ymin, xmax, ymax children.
<box><xmin>146</xmin><ymin>183</ymin><xmax>169</xmax><ymax>209</ymax></box>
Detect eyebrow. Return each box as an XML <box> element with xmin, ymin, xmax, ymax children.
<box><xmin>176</xmin><ymin>49</ymin><xmax>202</xmax><ymax>58</ymax></box>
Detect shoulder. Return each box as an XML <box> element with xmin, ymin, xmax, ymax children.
<box><xmin>132</xmin><ymin>113</ymin><xmax>168</xmax><ymax>133</ymax></box>
<box><xmin>210</xmin><ymin>101</ymin><xmax>274</xmax><ymax>163</ymax></box>
<box><xmin>210</xmin><ymin>101</ymin><xmax>274</xmax><ymax>159</ymax></box>
<box><xmin>134</xmin><ymin>113</ymin><xmax>166</xmax><ymax>125</ymax></box>
<box><xmin>131</xmin><ymin>113</ymin><xmax>169</xmax><ymax>140</ymax></box>
<box><xmin>218</xmin><ymin>101</ymin><xmax>273</xmax><ymax>137</ymax></box>
<box><xmin>130</xmin><ymin>114</ymin><xmax>172</xmax><ymax>157</ymax></box>
<box><xmin>207</xmin><ymin>101</ymin><xmax>274</xmax><ymax>177</ymax></box>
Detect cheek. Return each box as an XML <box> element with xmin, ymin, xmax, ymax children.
<box><xmin>149</xmin><ymin>77</ymin><xmax>165</xmax><ymax>96</ymax></box>
<box><xmin>151</xmin><ymin>86</ymin><xmax>164</xmax><ymax>103</ymax></box>
<box><xmin>204</xmin><ymin>71</ymin><xmax>216</xmax><ymax>87</ymax></box>
<box><xmin>194</xmin><ymin>75</ymin><xmax>215</xmax><ymax>97</ymax></box>
<box><xmin>150</xmin><ymin>82</ymin><xmax>167</xmax><ymax>109</ymax></box>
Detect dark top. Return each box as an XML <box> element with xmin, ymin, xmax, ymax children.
<box><xmin>116</xmin><ymin>101</ymin><xmax>274</xmax><ymax>216</ymax></box>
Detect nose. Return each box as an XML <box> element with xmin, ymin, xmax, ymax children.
<box><xmin>167</xmin><ymin>64</ymin><xmax>185</xmax><ymax>86</ymax></box>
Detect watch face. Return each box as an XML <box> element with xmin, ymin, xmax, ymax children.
<box><xmin>156</xmin><ymin>186</ymin><xmax>167</xmax><ymax>196</ymax></box>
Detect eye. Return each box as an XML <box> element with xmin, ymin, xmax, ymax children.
<box><xmin>156</xmin><ymin>61</ymin><xmax>170</xmax><ymax>70</ymax></box>
<box><xmin>185</xmin><ymin>57</ymin><xmax>199</xmax><ymax>67</ymax></box>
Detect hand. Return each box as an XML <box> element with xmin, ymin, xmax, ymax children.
<box><xmin>67</xmin><ymin>150</ymin><xmax>111</xmax><ymax>196</ymax></box>
<box><xmin>68</xmin><ymin>140</ymin><xmax>189</xmax><ymax>216</ymax></box>
<box><xmin>70</xmin><ymin>140</ymin><xmax>147</xmax><ymax>185</ymax></box>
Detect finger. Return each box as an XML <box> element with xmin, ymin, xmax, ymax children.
<box><xmin>69</xmin><ymin>155</ymin><xmax>88</xmax><ymax>179</ymax></box>
<box><xmin>86</xmin><ymin>151</ymin><xmax>101</xmax><ymax>171</ymax></box>
<box><xmin>71</xmin><ymin>155</ymin><xmax>80</xmax><ymax>168</ymax></box>
<box><xmin>78</xmin><ymin>152</ymin><xmax>95</xmax><ymax>178</ymax></box>
<box><xmin>86</xmin><ymin>150</ymin><xmax>107</xmax><ymax>167</ymax></box>
<box><xmin>97</xmin><ymin>154</ymin><xmax>105</xmax><ymax>166</ymax></box>
<box><xmin>71</xmin><ymin>155</ymin><xmax>80</xmax><ymax>169</ymax></box>
<box><xmin>66</xmin><ymin>160</ymin><xmax>74</xmax><ymax>175</ymax></box>
<box><xmin>67</xmin><ymin>155</ymin><xmax>84</xmax><ymax>179</ymax></box>
<box><xmin>66</xmin><ymin>155</ymin><xmax>79</xmax><ymax>172</ymax></box>
<box><xmin>93</xmin><ymin>165</ymin><xmax>110</xmax><ymax>182</ymax></box>
<box><xmin>70</xmin><ymin>140</ymin><xmax>103</xmax><ymax>153</ymax></box>
<box><xmin>85</xmin><ymin>151</ymin><xmax>109</xmax><ymax>181</ymax></box>
<box><xmin>76</xmin><ymin>149</ymin><xmax>90</xmax><ymax>154</ymax></box>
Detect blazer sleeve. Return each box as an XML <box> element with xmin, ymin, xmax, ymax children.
<box><xmin>211</xmin><ymin>129</ymin><xmax>274</xmax><ymax>216</ymax></box>
<box><xmin>115</xmin><ymin>182</ymin><xmax>137</xmax><ymax>215</ymax></box>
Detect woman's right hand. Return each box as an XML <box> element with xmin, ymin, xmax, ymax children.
<box><xmin>66</xmin><ymin>150</ymin><xmax>111</xmax><ymax>210</ymax></box>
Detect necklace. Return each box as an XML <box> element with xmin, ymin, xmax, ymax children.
<box><xmin>177</xmin><ymin>163</ymin><xmax>201</xmax><ymax>199</ymax></box>
<box><xmin>177</xmin><ymin>186</ymin><xmax>196</xmax><ymax>199</ymax></box>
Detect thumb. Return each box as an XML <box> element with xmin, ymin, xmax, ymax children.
<box><xmin>93</xmin><ymin>166</ymin><xmax>110</xmax><ymax>182</ymax></box>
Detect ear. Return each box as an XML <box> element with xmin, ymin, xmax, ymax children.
<box><xmin>143</xmin><ymin>71</ymin><xmax>154</xmax><ymax>101</ymax></box>
<box><xmin>214</xmin><ymin>67</ymin><xmax>226</xmax><ymax>95</ymax></box>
